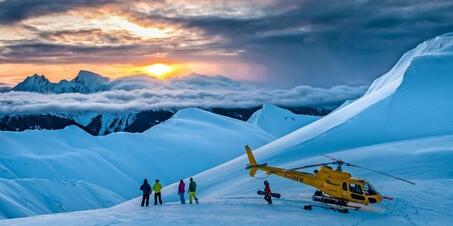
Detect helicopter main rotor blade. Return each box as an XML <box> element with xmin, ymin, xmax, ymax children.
<box><xmin>322</xmin><ymin>154</ymin><xmax>343</xmax><ymax>163</ymax></box>
<box><xmin>289</xmin><ymin>162</ymin><xmax>335</xmax><ymax>171</ymax></box>
<box><xmin>346</xmin><ymin>163</ymin><xmax>416</xmax><ymax>185</ymax></box>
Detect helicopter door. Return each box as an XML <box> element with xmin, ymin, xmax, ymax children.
<box><xmin>349</xmin><ymin>183</ymin><xmax>365</xmax><ymax>201</ymax></box>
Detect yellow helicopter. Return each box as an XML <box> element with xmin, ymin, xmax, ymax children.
<box><xmin>245</xmin><ymin>145</ymin><xmax>415</xmax><ymax>213</ymax></box>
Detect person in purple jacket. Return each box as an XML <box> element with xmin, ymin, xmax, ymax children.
<box><xmin>178</xmin><ymin>179</ymin><xmax>186</xmax><ymax>204</ymax></box>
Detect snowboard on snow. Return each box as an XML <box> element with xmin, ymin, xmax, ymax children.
<box><xmin>257</xmin><ymin>190</ymin><xmax>281</xmax><ymax>198</ymax></box>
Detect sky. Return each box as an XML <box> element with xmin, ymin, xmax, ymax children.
<box><xmin>1</xmin><ymin>0</ymin><xmax>453</xmax><ymax>87</ymax></box>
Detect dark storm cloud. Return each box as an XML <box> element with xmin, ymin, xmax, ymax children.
<box><xmin>0</xmin><ymin>0</ymin><xmax>117</xmax><ymax>24</ymax></box>
<box><xmin>119</xmin><ymin>0</ymin><xmax>453</xmax><ymax>86</ymax></box>
<box><xmin>0</xmin><ymin>41</ymin><xmax>161</xmax><ymax>64</ymax></box>
<box><xmin>39</xmin><ymin>29</ymin><xmax>142</xmax><ymax>45</ymax></box>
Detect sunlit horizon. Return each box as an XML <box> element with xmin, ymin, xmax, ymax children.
<box><xmin>0</xmin><ymin>1</ymin><xmax>450</xmax><ymax>87</ymax></box>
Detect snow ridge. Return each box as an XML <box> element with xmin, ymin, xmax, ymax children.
<box><xmin>0</xmin><ymin>108</ymin><xmax>274</xmax><ymax>219</ymax></box>
<box><xmin>248</xmin><ymin>104</ymin><xmax>320</xmax><ymax>137</ymax></box>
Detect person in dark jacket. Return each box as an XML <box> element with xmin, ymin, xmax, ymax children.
<box><xmin>140</xmin><ymin>179</ymin><xmax>151</xmax><ymax>207</ymax></box>
<box><xmin>188</xmin><ymin>177</ymin><xmax>199</xmax><ymax>204</ymax></box>
<box><xmin>153</xmin><ymin>179</ymin><xmax>163</xmax><ymax>205</ymax></box>
<box><xmin>178</xmin><ymin>179</ymin><xmax>186</xmax><ymax>204</ymax></box>
<box><xmin>264</xmin><ymin>180</ymin><xmax>272</xmax><ymax>204</ymax></box>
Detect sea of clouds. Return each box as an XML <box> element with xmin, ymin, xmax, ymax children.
<box><xmin>0</xmin><ymin>74</ymin><xmax>367</xmax><ymax>114</ymax></box>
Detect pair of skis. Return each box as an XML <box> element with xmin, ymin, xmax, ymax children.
<box><xmin>303</xmin><ymin>203</ymin><xmax>360</xmax><ymax>214</ymax></box>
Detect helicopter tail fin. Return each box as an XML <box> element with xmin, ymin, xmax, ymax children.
<box><xmin>245</xmin><ymin>145</ymin><xmax>258</xmax><ymax>177</ymax></box>
<box><xmin>246</xmin><ymin>145</ymin><xmax>257</xmax><ymax>165</ymax></box>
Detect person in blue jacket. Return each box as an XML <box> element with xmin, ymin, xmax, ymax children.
<box><xmin>140</xmin><ymin>179</ymin><xmax>151</xmax><ymax>207</ymax></box>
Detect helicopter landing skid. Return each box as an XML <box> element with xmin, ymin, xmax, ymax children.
<box><xmin>303</xmin><ymin>191</ymin><xmax>360</xmax><ymax>214</ymax></box>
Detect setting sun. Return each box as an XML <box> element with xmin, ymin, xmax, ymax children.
<box><xmin>145</xmin><ymin>64</ymin><xmax>173</xmax><ymax>79</ymax></box>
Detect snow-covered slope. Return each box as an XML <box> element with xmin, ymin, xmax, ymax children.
<box><xmin>241</xmin><ymin>32</ymin><xmax>453</xmax><ymax>160</ymax></box>
<box><xmin>2</xmin><ymin>135</ymin><xmax>452</xmax><ymax>226</ymax></box>
<box><xmin>0</xmin><ymin>108</ymin><xmax>273</xmax><ymax>219</ymax></box>
<box><xmin>248</xmin><ymin>104</ymin><xmax>320</xmax><ymax>137</ymax></box>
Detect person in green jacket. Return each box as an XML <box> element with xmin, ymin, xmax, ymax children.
<box><xmin>188</xmin><ymin>177</ymin><xmax>199</xmax><ymax>204</ymax></box>
<box><xmin>153</xmin><ymin>179</ymin><xmax>163</xmax><ymax>205</ymax></box>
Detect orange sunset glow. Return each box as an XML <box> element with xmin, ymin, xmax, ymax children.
<box><xmin>144</xmin><ymin>64</ymin><xmax>175</xmax><ymax>79</ymax></box>
<box><xmin>1</xmin><ymin>1</ymin><xmax>446</xmax><ymax>87</ymax></box>
<box><xmin>0</xmin><ymin>1</ymin><xmax>260</xmax><ymax>84</ymax></box>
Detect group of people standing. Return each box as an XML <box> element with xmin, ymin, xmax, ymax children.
<box><xmin>140</xmin><ymin>177</ymin><xmax>199</xmax><ymax>207</ymax></box>
<box><xmin>140</xmin><ymin>177</ymin><xmax>272</xmax><ymax>207</ymax></box>
<box><xmin>139</xmin><ymin>179</ymin><xmax>163</xmax><ymax>207</ymax></box>
<box><xmin>177</xmin><ymin>178</ymin><xmax>199</xmax><ymax>204</ymax></box>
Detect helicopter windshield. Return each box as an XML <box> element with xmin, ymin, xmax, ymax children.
<box><xmin>363</xmin><ymin>182</ymin><xmax>378</xmax><ymax>195</ymax></box>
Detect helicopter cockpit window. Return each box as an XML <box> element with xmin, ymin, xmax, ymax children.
<box><xmin>342</xmin><ymin>182</ymin><xmax>348</xmax><ymax>191</ymax></box>
<box><xmin>349</xmin><ymin>183</ymin><xmax>363</xmax><ymax>194</ymax></box>
<box><xmin>363</xmin><ymin>182</ymin><xmax>378</xmax><ymax>195</ymax></box>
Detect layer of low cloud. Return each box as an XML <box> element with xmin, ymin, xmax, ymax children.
<box><xmin>0</xmin><ymin>82</ymin><xmax>11</xmax><ymax>92</ymax></box>
<box><xmin>0</xmin><ymin>75</ymin><xmax>367</xmax><ymax>114</ymax></box>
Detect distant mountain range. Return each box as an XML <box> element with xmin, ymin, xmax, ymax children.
<box><xmin>0</xmin><ymin>71</ymin><xmax>341</xmax><ymax>135</ymax></box>
<box><xmin>11</xmin><ymin>70</ymin><xmax>109</xmax><ymax>93</ymax></box>
<box><xmin>0</xmin><ymin>106</ymin><xmax>331</xmax><ymax>135</ymax></box>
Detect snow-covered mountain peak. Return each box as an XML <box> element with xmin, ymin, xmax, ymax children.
<box><xmin>70</xmin><ymin>70</ymin><xmax>109</xmax><ymax>93</ymax></box>
<box><xmin>12</xmin><ymin>74</ymin><xmax>52</xmax><ymax>92</ymax></box>
<box><xmin>28</xmin><ymin>74</ymin><xmax>48</xmax><ymax>80</ymax></box>
<box><xmin>248</xmin><ymin>104</ymin><xmax>320</xmax><ymax>137</ymax></box>
<box><xmin>366</xmin><ymin>32</ymin><xmax>453</xmax><ymax>95</ymax></box>
<box><xmin>24</xmin><ymin>74</ymin><xmax>49</xmax><ymax>84</ymax></box>
<box><xmin>261</xmin><ymin>103</ymin><xmax>290</xmax><ymax>114</ymax></box>
<box><xmin>172</xmin><ymin>108</ymin><xmax>207</xmax><ymax>118</ymax></box>
<box><xmin>73</xmin><ymin>70</ymin><xmax>109</xmax><ymax>85</ymax></box>
<box><xmin>11</xmin><ymin>71</ymin><xmax>109</xmax><ymax>94</ymax></box>
<box><xmin>171</xmin><ymin>108</ymin><xmax>240</xmax><ymax>124</ymax></box>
